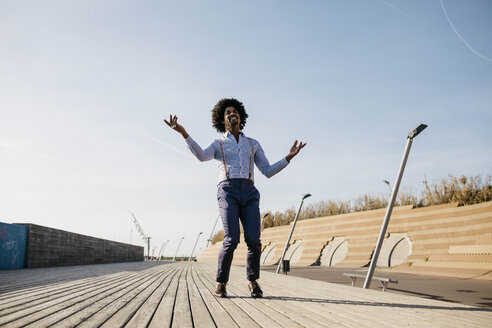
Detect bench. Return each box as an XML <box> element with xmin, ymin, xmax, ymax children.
<box><xmin>343</xmin><ymin>273</ymin><xmax>398</xmax><ymax>292</ymax></box>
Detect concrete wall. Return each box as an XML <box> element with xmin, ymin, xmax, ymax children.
<box><xmin>16</xmin><ymin>223</ymin><xmax>144</xmax><ymax>268</ymax></box>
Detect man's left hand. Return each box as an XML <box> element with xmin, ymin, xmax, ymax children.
<box><xmin>286</xmin><ymin>140</ymin><xmax>306</xmax><ymax>163</ymax></box>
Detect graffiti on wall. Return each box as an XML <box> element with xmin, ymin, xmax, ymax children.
<box><xmin>0</xmin><ymin>223</ymin><xmax>27</xmax><ymax>269</ymax></box>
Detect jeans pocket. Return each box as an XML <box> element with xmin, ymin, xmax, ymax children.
<box><xmin>251</xmin><ymin>185</ymin><xmax>260</xmax><ymax>200</ymax></box>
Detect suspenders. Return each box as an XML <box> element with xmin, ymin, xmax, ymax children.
<box><xmin>218</xmin><ymin>139</ymin><xmax>229</xmax><ymax>179</ymax></box>
<box><xmin>218</xmin><ymin>137</ymin><xmax>255</xmax><ymax>181</ymax></box>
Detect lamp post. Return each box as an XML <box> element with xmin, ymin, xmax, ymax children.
<box><xmin>189</xmin><ymin>232</ymin><xmax>203</xmax><ymax>261</ymax></box>
<box><xmin>206</xmin><ymin>215</ymin><xmax>220</xmax><ymax>249</ymax></box>
<box><xmin>276</xmin><ymin>193</ymin><xmax>311</xmax><ymax>274</ymax></box>
<box><xmin>158</xmin><ymin>240</ymin><xmax>169</xmax><ymax>261</ymax></box>
<box><xmin>364</xmin><ymin>124</ymin><xmax>427</xmax><ymax>289</ymax></box>
<box><xmin>382</xmin><ymin>180</ymin><xmax>392</xmax><ymax>193</ymax></box>
<box><xmin>173</xmin><ymin>237</ymin><xmax>185</xmax><ymax>261</ymax></box>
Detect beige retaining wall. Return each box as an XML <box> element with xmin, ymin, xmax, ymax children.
<box><xmin>197</xmin><ymin>201</ymin><xmax>492</xmax><ymax>280</ymax></box>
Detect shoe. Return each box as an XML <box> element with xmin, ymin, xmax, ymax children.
<box><xmin>214</xmin><ymin>283</ymin><xmax>227</xmax><ymax>298</ymax></box>
<box><xmin>248</xmin><ymin>281</ymin><xmax>263</xmax><ymax>298</ymax></box>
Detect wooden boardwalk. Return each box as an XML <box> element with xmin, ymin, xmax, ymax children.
<box><xmin>0</xmin><ymin>262</ymin><xmax>491</xmax><ymax>327</ymax></box>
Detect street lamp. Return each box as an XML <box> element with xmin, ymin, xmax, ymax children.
<box><xmin>173</xmin><ymin>237</ymin><xmax>185</xmax><ymax>261</ymax></box>
<box><xmin>276</xmin><ymin>193</ymin><xmax>311</xmax><ymax>274</ymax></box>
<box><xmin>158</xmin><ymin>240</ymin><xmax>169</xmax><ymax>261</ymax></box>
<box><xmin>189</xmin><ymin>232</ymin><xmax>203</xmax><ymax>261</ymax></box>
<box><xmin>364</xmin><ymin>124</ymin><xmax>427</xmax><ymax>289</ymax></box>
<box><xmin>206</xmin><ymin>215</ymin><xmax>220</xmax><ymax>249</ymax></box>
<box><xmin>382</xmin><ymin>180</ymin><xmax>392</xmax><ymax>192</ymax></box>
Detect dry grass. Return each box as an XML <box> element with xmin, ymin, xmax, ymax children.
<box><xmin>209</xmin><ymin>174</ymin><xmax>491</xmax><ymax>243</ymax></box>
<box><xmin>210</xmin><ymin>230</ymin><xmax>224</xmax><ymax>245</ymax></box>
<box><xmin>421</xmin><ymin>174</ymin><xmax>492</xmax><ymax>206</ymax></box>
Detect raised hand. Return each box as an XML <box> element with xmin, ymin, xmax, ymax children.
<box><xmin>286</xmin><ymin>140</ymin><xmax>307</xmax><ymax>163</ymax></box>
<box><xmin>164</xmin><ymin>115</ymin><xmax>189</xmax><ymax>139</ymax></box>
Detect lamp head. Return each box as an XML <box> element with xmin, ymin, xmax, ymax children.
<box><xmin>408</xmin><ymin>124</ymin><xmax>427</xmax><ymax>139</ymax></box>
<box><xmin>302</xmin><ymin>193</ymin><xmax>312</xmax><ymax>200</ymax></box>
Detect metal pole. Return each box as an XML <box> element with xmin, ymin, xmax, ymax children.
<box><xmin>157</xmin><ymin>242</ymin><xmax>165</xmax><ymax>260</ymax></box>
<box><xmin>158</xmin><ymin>240</ymin><xmax>169</xmax><ymax>260</ymax></box>
<box><xmin>364</xmin><ymin>124</ymin><xmax>427</xmax><ymax>289</ymax></box>
<box><xmin>161</xmin><ymin>240</ymin><xmax>169</xmax><ymax>260</ymax></box>
<box><xmin>173</xmin><ymin>237</ymin><xmax>184</xmax><ymax>261</ymax></box>
<box><xmin>189</xmin><ymin>232</ymin><xmax>203</xmax><ymax>261</ymax></box>
<box><xmin>161</xmin><ymin>240</ymin><xmax>170</xmax><ymax>260</ymax></box>
<box><xmin>147</xmin><ymin>237</ymin><xmax>151</xmax><ymax>261</ymax></box>
<box><xmin>276</xmin><ymin>194</ymin><xmax>311</xmax><ymax>274</ymax></box>
<box><xmin>206</xmin><ymin>215</ymin><xmax>220</xmax><ymax>249</ymax></box>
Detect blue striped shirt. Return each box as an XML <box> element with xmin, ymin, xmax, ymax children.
<box><xmin>185</xmin><ymin>132</ymin><xmax>289</xmax><ymax>183</ymax></box>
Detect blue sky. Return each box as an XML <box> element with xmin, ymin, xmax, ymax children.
<box><xmin>1</xmin><ymin>0</ymin><xmax>491</xmax><ymax>257</ymax></box>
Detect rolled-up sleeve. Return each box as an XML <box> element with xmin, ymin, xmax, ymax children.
<box><xmin>254</xmin><ymin>142</ymin><xmax>289</xmax><ymax>178</ymax></box>
<box><xmin>185</xmin><ymin>136</ymin><xmax>216</xmax><ymax>162</ymax></box>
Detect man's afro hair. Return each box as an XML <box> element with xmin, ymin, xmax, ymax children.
<box><xmin>211</xmin><ymin>98</ymin><xmax>248</xmax><ymax>133</ymax></box>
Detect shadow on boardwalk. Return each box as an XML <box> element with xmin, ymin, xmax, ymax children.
<box><xmin>222</xmin><ymin>296</ymin><xmax>492</xmax><ymax>312</ymax></box>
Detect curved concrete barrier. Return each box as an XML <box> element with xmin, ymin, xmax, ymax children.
<box><xmin>320</xmin><ymin>237</ymin><xmax>347</xmax><ymax>266</ymax></box>
<box><xmin>376</xmin><ymin>233</ymin><xmax>411</xmax><ymax>267</ymax></box>
<box><xmin>261</xmin><ymin>242</ymin><xmax>277</xmax><ymax>264</ymax></box>
<box><xmin>285</xmin><ymin>240</ymin><xmax>303</xmax><ymax>264</ymax></box>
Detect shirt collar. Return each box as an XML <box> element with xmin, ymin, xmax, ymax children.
<box><xmin>224</xmin><ymin>131</ymin><xmax>245</xmax><ymax>140</ymax></box>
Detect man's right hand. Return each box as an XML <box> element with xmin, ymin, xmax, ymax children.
<box><xmin>164</xmin><ymin>115</ymin><xmax>189</xmax><ymax>139</ymax></box>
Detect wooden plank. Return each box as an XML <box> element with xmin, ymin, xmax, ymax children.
<box><xmin>195</xmin><ymin>267</ymin><xmax>282</xmax><ymax>327</ymax></box>
<box><xmin>199</xmin><ymin>264</ymin><xmax>331</xmax><ymax>328</ymax></box>
<box><xmin>147</xmin><ymin>264</ymin><xmax>183</xmax><ymax>327</ymax></box>
<box><xmin>212</xmin><ymin>280</ymin><xmax>305</xmax><ymax>327</ymax></box>
<box><xmin>171</xmin><ymin>265</ymin><xmax>193</xmax><ymax>328</ymax></box>
<box><xmin>2</xmin><ymin>261</ymin><xmax>492</xmax><ymax>328</ymax></box>
<box><xmin>228</xmin><ymin>263</ymin><xmax>485</xmax><ymax>328</ymax></box>
<box><xmin>0</xmin><ymin>262</ymin><xmax>167</xmax><ymax>298</ymax></box>
<box><xmin>4</xmin><ymin>265</ymin><xmax>170</xmax><ymax>328</ymax></box>
<box><xmin>98</xmin><ymin>265</ymin><xmax>178</xmax><ymax>328</ymax></box>
<box><xmin>27</xmin><ymin>265</ymin><xmax>176</xmax><ymax>328</ymax></box>
<box><xmin>196</xmin><ymin>265</ymin><xmax>283</xmax><ymax>328</ymax></box>
<box><xmin>257</xmin><ymin>268</ymin><xmax>425</xmax><ymax>326</ymax></box>
<box><xmin>47</xmin><ymin>267</ymin><xmax>175</xmax><ymax>327</ymax></box>
<box><xmin>254</xmin><ymin>265</ymin><xmax>485</xmax><ymax>328</ymax></box>
<box><xmin>124</xmin><ymin>267</ymin><xmax>179</xmax><ymax>327</ymax></box>
<box><xmin>0</xmin><ymin>271</ymin><xmax>148</xmax><ymax>327</ymax></box>
<box><xmin>76</xmin><ymin>265</ymin><xmax>176</xmax><ymax>328</ymax></box>
<box><xmin>193</xmin><ymin>265</ymin><xmax>261</xmax><ymax>328</ymax></box>
<box><xmin>185</xmin><ymin>263</ymin><xmax>216</xmax><ymax>328</ymax></box>
<box><xmin>257</xmin><ymin>279</ymin><xmax>402</xmax><ymax>328</ymax></box>
<box><xmin>189</xmin><ymin>263</ymin><xmax>239</xmax><ymax>328</ymax></box>
<box><xmin>253</xmin><ymin>270</ymin><xmax>433</xmax><ymax>328</ymax></box>
<box><xmin>0</xmin><ymin>271</ymin><xmax>135</xmax><ymax>315</ymax></box>
<box><xmin>0</xmin><ymin>270</ymin><xmax>133</xmax><ymax>301</ymax></box>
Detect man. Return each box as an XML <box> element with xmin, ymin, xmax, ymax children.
<box><xmin>164</xmin><ymin>98</ymin><xmax>305</xmax><ymax>298</ymax></box>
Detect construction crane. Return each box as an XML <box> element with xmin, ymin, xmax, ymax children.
<box><xmin>129</xmin><ymin>211</ymin><xmax>151</xmax><ymax>260</ymax></box>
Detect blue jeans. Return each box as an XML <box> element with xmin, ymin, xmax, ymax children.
<box><xmin>216</xmin><ymin>179</ymin><xmax>262</xmax><ymax>283</ymax></box>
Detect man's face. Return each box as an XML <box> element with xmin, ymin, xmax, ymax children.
<box><xmin>224</xmin><ymin>106</ymin><xmax>240</xmax><ymax>129</ymax></box>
